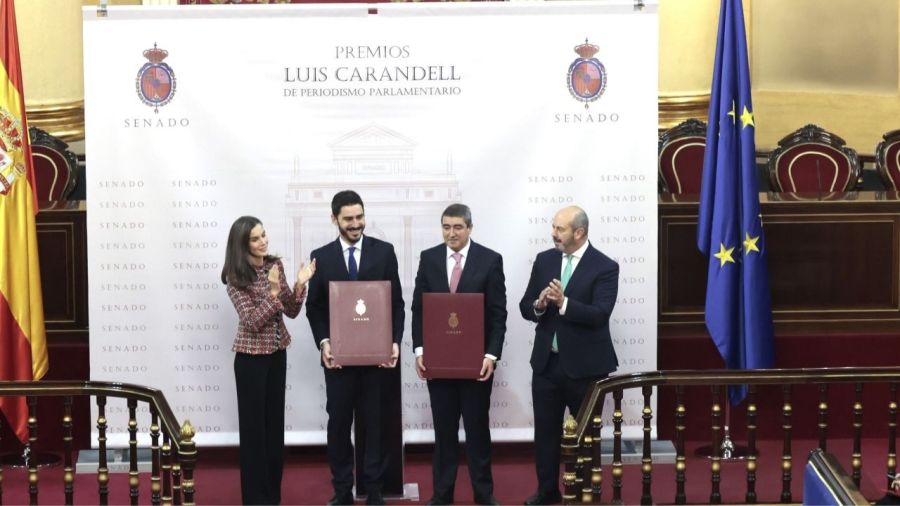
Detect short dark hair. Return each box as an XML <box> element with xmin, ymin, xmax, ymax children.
<box><xmin>331</xmin><ymin>190</ymin><xmax>364</xmax><ymax>217</ymax></box>
<box><xmin>441</xmin><ymin>203</ymin><xmax>472</xmax><ymax>227</ymax></box>
<box><xmin>220</xmin><ymin>216</ymin><xmax>277</xmax><ymax>288</ymax></box>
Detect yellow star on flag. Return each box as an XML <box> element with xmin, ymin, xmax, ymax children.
<box><xmin>743</xmin><ymin>232</ymin><xmax>760</xmax><ymax>254</ymax></box>
<box><xmin>740</xmin><ymin>105</ymin><xmax>755</xmax><ymax>129</ymax></box>
<box><xmin>726</xmin><ymin>101</ymin><xmax>736</xmax><ymax>125</ymax></box>
<box><xmin>713</xmin><ymin>243</ymin><xmax>736</xmax><ymax>267</ymax></box>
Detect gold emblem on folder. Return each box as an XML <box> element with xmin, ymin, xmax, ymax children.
<box><xmin>448</xmin><ymin>312</ymin><xmax>459</xmax><ymax>329</ymax></box>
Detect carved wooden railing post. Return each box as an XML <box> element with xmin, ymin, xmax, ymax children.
<box><xmin>172</xmin><ymin>454</ymin><xmax>182</xmax><ymax>505</ymax></box>
<box><xmin>161</xmin><ymin>434</ymin><xmax>173</xmax><ymax>505</ymax></box>
<box><xmin>852</xmin><ymin>383</ymin><xmax>863</xmax><ymax>487</ymax></box>
<box><xmin>745</xmin><ymin>385</ymin><xmax>757</xmax><ymax>504</ymax></box>
<box><xmin>818</xmin><ymin>384</ymin><xmax>829</xmax><ymax>451</ymax></box>
<box><xmin>150</xmin><ymin>405</ymin><xmax>162</xmax><ymax>506</ymax></box>
<box><xmin>178</xmin><ymin>421</ymin><xmax>197</xmax><ymax>506</ymax></box>
<box><xmin>640</xmin><ymin>386</ymin><xmax>652</xmax><ymax>505</ymax></box>
<box><xmin>579</xmin><ymin>432</ymin><xmax>592</xmax><ymax>504</ymax></box>
<box><xmin>562</xmin><ymin>417</ymin><xmax>578</xmax><ymax>504</ymax></box>
<box><xmin>574</xmin><ymin>456</ymin><xmax>585</xmax><ymax>504</ymax></box>
<box><xmin>888</xmin><ymin>383</ymin><xmax>898</xmax><ymax>491</ymax></box>
<box><xmin>709</xmin><ymin>385</ymin><xmax>722</xmax><ymax>505</ymax></box>
<box><xmin>128</xmin><ymin>397</ymin><xmax>140</xmax><ymax>505</ymax></box>
<box><xmin>674</xmin><ymin>385</ymin><xmax>686</xmax><ymax>505</ymax></box>
<box><xmin>96</xmin><ymin>395</ymin><xmax>109</xmax><ymax>505</ymax></box>
<box><xmin>612</xmin><ymin>390</ymin><xmax>624</xmax><ymax>504</ymax></box>
<box><xmin>63</xmin><ymin>395</ymin><xmax>75</xmax><ymax>505</ymax></box>
<box><xmin>781</xmin><ymin>385</ymin><xmax>793</xmax><ymax>503</ymax></box>
<box><xmin>27</xmin><ymin>396</ymin><xmax>39</xmax><ymax>504</ymax></box>
<box><xmin>591</xmin><ymin>415</ymin><xmax>603</xmax><ymax>504</ymax></box>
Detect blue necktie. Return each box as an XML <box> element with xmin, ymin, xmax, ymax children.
<box><xmin>348</xmin><ymin>246</ymin><xmax>358</xmax><ymax>281</ymax></box>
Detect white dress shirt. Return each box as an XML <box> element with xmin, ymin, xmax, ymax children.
<box><xmin>320</xmin><ymin>235</ymin><xmax>363</xmax><ymax>349</ymax></box>
<box><xmin>339</xmin><ymin>235</ymin><xmax>362</xmax><ymax>272</ymax></box>
<box><xmin>445</xmin><ymin>241</ymin><xmax>471</xmax><ymax>284</ymax></box>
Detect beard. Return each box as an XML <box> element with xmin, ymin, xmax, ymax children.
<box><xmin>339</xmin><ymin>222</ymin><xmax>364</xmax><ymax>243</ymax></box>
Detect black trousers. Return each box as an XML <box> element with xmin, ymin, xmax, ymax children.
<box><xmin>234</xmin><ymin>349</ymin><xmax>287</xmax><ymax>505</ymax></box>
<box><xmin>531</xmin><ymin>353</ymin><xmax>605</xmax><ymax>496</ymax></box>
<box><xmin>427</xmin><ymin>378</ymin><xmax>494</xmax><ymax>503</ymax></box>
<box><xmin>324</xmin><ymin>366</ymin><xmax>389</xmax><ymax>497</ymax></box>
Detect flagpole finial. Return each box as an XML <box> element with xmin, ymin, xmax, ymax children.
<box><xmin>633</xmin><ymin>0</ymin><xmax>645</xmax><ymax>11</ymax></box>
<box><xmin>97</xmin><ymin>0</ymin><xmax>108</xmax><ymax>18</ymax></box>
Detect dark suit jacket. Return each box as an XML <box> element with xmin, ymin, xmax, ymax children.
<box><xmin>412</xmin><ymin>241</ymin><xmax>506</xmax><ymax>359</ymax></box>
<box><xmin>519</xmin><ymin>243</ymin><xmax>619</xmax><ymax>379</ymax></box>
<box><xmin>306</xmin><ymin>235</ymin><xmax>405</xmax><ymax>349</ymax></box>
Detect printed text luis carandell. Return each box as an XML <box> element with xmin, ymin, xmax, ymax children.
<box><xmin>284</xmin><ymin>45</ymin><xmax>461</xmax><ymax>84</ymax></box>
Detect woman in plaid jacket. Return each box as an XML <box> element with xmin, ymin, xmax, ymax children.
<box><xmin>221</xmin><ymin>215</ymin><xmax>315</xmax><ymax>505</ymax></box>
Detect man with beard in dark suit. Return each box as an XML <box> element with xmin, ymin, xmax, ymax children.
<box><xmin>306</xmin><ymin>190</ymin><xmax>405</xmax><ymax>506</ymax></box>
<box><xmin>412</xmin><ymin>204</ymin><xmax>506</xmax><ymax>506</ymax></box>
<box><xmin>519</xmin><ymin>205</ymin><xmax>619</xmax><ymax>505</ymax></box>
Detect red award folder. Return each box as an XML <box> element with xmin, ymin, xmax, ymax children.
<box><xmin>329</xmin><ymin>281</ymin><xmax>393</xmax><ymax>366</ymax></box>
<box><xmin>422</xmin><ymin>293</ymin><xmax>484</xmax><ymax>379</ymax></box>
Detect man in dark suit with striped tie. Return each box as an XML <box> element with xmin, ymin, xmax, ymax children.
<box><xmin>412</xmin><ymin>204</ymin><xmax>506</xmax><ymax>506</ymax></box>
<box><xmin>306</xmin><ymin>190</ymin><xmax>405</xmax><ymax>506</ymax></box>
<box><xmin>519</xmin><ymin>205</ymin><xmax>619</xmax><ymax>505</ymax></box>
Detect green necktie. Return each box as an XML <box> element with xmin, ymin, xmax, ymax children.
<box><xmin>552</xmin><ymin>255</ymin><xmax>574</xmax><ymax>352</ymax></box>
<box><xmin>561</xmin><ymin>254</ymin><xmax>573</xmax><ymax>289</ymax></box>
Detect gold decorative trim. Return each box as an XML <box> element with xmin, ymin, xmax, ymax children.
<box><xmin>659</xmin><ymin>93</ymin><xmax>710</xmax><ymax>131</ymax></box>
<box><xmin>26</xmin><ymin>100</ymin><xmax>85</xmax><ymax>143</ymax></box>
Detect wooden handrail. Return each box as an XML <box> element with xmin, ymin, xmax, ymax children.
<box><xmin>0</xmin><ymin>380</ymin><xmax>190</xmax><ymax>453</ymax></box>
<box><xmin>574</xmin><ymin>367</ymin><xmax>900</xmax><ymax>442</ymax></box>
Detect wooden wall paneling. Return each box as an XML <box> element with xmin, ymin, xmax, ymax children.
<box><xmin>659</xmin><ymin>192</ymin><xmax>900</xmax><ymax>335</ymax></box>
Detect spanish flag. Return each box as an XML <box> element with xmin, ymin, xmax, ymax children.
<box><xmin>0</xmin><ymin>0</ymin><xmax>48</xmax><ymax>443</ymax></box>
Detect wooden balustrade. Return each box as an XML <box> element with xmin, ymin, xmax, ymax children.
<box><xmin>0</xmin><ymin>381</ymin><xmax>196</xmax><ymax>505</ymax></box>
<box><xmin>563</xmin><ymin>367</ymin><xmax>900</xmax><ymax>504</ymax></box>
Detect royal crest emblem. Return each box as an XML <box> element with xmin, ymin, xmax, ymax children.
<box><xmin>448</xmin><ymin>312</ymin><xmax>459</xmax><ymax>329</ymax></box>
<box><xmin>0</xmin><ymin>108</ymin><xmax>26</xmax><ymax>196</ymax></box>
<box><xmin>567</xmin><ymin>38</ymin><xmax>607</xmax><ymax>109</ymax></box>
<box><xmin>355</xmin><ymin>299</ymin><xmax>367</xmax><ymax>317</ymax></box>
<box><xmin>136</xmin><ymin>43</ymin><xmax>176</xmax><ymax>113</ymax></box>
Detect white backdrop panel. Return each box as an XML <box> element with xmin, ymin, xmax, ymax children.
<box><xmin>83</xmin><ymin>1</ymin><xmax>658</xmax><ymax>447</ymax></box>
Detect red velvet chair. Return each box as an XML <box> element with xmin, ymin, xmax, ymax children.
<box><xmin>767</xmin><ymin>124</ymin><xmax>860</xmax><ymax>192</ymax></box>
<box><xmin>658</xmin><ymin>118</ymin><xmax>707</xmax><ymax>194</ymax></box>
<box><xmin>29</xmin><ymin>127</ymin><xmax>77</xmax><ymax>201</ymax></box>
<box><xmin>876</xmin><ymin>129</ymin><xmax>900</xmax><ymax>190</ymax></box>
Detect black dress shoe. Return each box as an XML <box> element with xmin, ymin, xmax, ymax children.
<box><xmin>426</xmin><ymin>496</ymin><xmax>452</xmax><ymax>506</ymax></box>
<box><xmin>475</xmin><ymin>495</ymin><xmax>500</xmax><ymax>505</ymax></box>
<box><xmin>365</xmin><ymin>491</ymin><xmax>385</xmax><ymax>505</ymax></box>
<box><xmin>327</xmin><ymin>492</ymin><xmax>354</xmax><ymax>505</ymax></box>
<box><xmin>523</xmin><ymin>491</ymin><xmax>562</xmax><ymax>505</ymax></box>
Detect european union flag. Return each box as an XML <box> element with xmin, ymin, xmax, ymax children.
<box><xmin>697</xmin><ymin>0</ymin><xmax>775</xmax><ymax>404</ymax></box>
